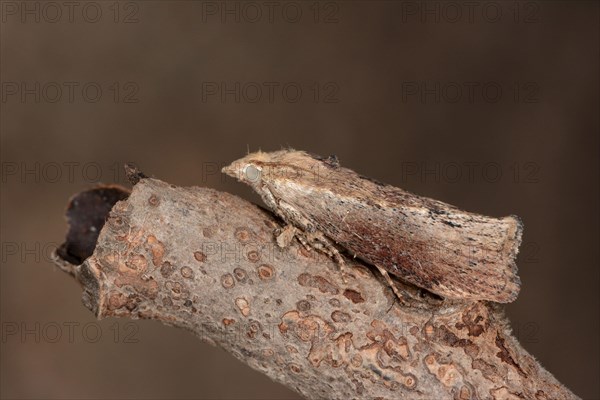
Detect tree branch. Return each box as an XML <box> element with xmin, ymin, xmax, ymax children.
<box><xmin>52</xmin><ymin>176</ymin><xmax>578</xmax><ymax>399</ymax></box>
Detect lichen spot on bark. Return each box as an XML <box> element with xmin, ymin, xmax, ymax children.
<box><xmin>145</xmin><ymin>235</ymin><xmax>165</xmax><ymax>266</ymax></box>
<box><xmin>160</xmin><ymin>261</ymin><xmax>175</xmax><ymax>278</ymax></box>
<box><xmin>193</xmin><ymin>251</ymin><xmax>207</xmax><ymax>262</ymax></box>
<box><xmin>233</xmin><ymin>267</ymin><xmax>248</xmax><ymax>283</ymax></box>
<box><xmin>296</xmin><ymin>300</ymin><xmax>311</xmax><ymax>312</ymax></box>
<box><xmin>297</xmin><ymin>273</ymin><xmax>339</xmax><ymax>295</ymax></box>
<box><xmin>148</xmin><ymin>194</ymin><xmax>160</xmax><ymax>206</ymax></box>
<box><xmin>257</xmin><ymin>264</ymin><xmax>274</xmax><ymax>280</ymax></box>
<box><xmin>125</xmin><ymin>254</ymin><xmax>148</xmax><ymax>273</ymax></box>
<box><xmin>288</xmin><ymin>363</ymin><xmax>302</xmax><ymax>374</ymax></box>
<box><xmin>180</xmin><ymin>266</ymin><xmax>194</xmax><ymax>280</ymax></box>
<box><xmin>343</xmin><ymin>289</ymin><xmax>365</xmax><ymax>303</ymax></box>
<box><xmin>221</xmin><ymin>273</ymin><xmax>235</xmax><ymax>289</ymax></box>
<box><xmin>331</xmin><ymin>310</ymin><xmax>351</xmax><ymax>323</ymax></box>
<box><xmin>246</xmin><ymin>250</ymin><xmax>261</xmax><ymax>263</ymax></box>
<box><xmin>234</xmin><ymin>227</ymin><xmax>252</xmax><ymax>242</ymax></box>
<box><xmin>235</xmin><ymin>297</ymin><xmax>250</xmax><ymax>317</ymax></box>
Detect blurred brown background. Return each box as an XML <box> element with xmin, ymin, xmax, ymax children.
<box><xmin>1</xmin><ymin>1</ymin><xmax>598</xmax><ymax>399</ymax></box>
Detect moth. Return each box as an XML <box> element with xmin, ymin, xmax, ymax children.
<box><xmin>222</xmin><ymin>150</ymin><xmax>523</xmax><ymax>303</ymax></box>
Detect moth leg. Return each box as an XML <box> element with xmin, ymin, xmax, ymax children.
<box><xmin>259</xmin><ymin>183</ymin><xmax>281</xmax><ymax>214</ymax></box>
<box><xmin>275</xmin><ymin>224</ymin><xmax>297</xmax><ymax>248</ymax></box>
<box><xmin>275</xmin><ymin>223</ymin><xmax>334</xmax><ymax>268</ymax></box>
<box><xmin>307</xmin><ymin>233</ymin><xmax>343</xmax><ymax>263</ymax></box>
<box><xmin>374</xmin><ymin>265</ymin><xmax>414</xmax><ymax>306</ymax></box>
<box><xmin>261</xmin><ymin>189</ymin><xmax>310</xmax><ymax>251</ymax></box>
<box><xmin>276</xmin><ymin>199</ymin><xmax>349</xmax><ymax>282</ymax></box>
<box><xmin>306</xmin><ymin>232</ymin><xmax>350</xmax><ymax>283</ymax></box>
<box><xmin>290</xmin><ymin>229</ymin><xmax>317</xmax><ymax>254</ymax></box>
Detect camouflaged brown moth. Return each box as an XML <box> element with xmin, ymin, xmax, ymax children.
<box><xmin>222</xmin><ymin>150</ymin><xmax>523</xmax><ymax>303</ymax></box>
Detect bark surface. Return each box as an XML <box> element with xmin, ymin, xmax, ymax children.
<box><xmin>52</xmin><ymin>177</ymin><xmax>578</xmax><ymax>400</ymax></box>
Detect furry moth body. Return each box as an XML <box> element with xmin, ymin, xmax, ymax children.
<box><xmin>223</xmin><ymin>150</ymin><xmax>523</xmax><ymax>303</ymax></box>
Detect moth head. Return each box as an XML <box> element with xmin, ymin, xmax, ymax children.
<box><xmin>222</xmin><ymin>152</ymin><xmax>270</xmax><ymax>187</ymax></box>
<box><xmin>222</xmin><ymin>149</ymin><xmax>315</xmax><ymax>188</ymax></box>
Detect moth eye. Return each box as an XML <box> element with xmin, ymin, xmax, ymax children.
<box><xmin>243</xmin><ymin>164</ymin><xmax>262</xmax><ymax>183</ymax></box>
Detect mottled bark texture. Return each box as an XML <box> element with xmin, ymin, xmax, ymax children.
<box><xmin>53</xmin><ymin>177</ymin><xmax>578</xmax><ymax>400</ymax></box>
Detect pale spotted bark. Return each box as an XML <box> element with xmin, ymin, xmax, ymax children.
<box><xmin>53</xmin><ymin>177</ymin><xmax>578</xmax><ymax>400</ymax></box>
